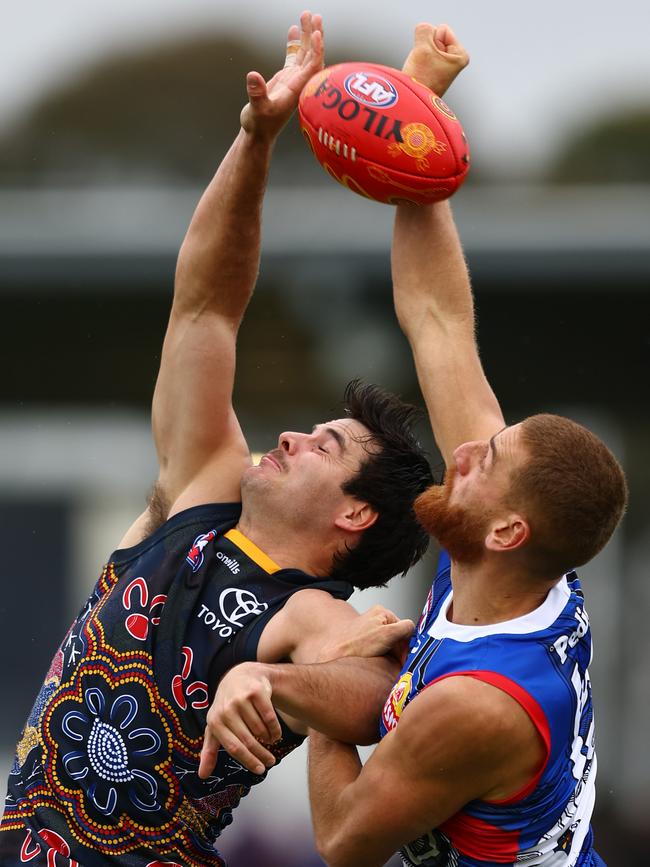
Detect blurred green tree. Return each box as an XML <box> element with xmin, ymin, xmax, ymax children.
<box><xmin>549</xmin><ymin>107</ymin><xmax>650</xmax><ymax>183</ymax></box>
<box><xmin>0</xmin><ymin>34</ymin><xmax>348</xmax><ymax>184</ymax></box>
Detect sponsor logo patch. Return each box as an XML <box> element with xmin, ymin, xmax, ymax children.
<box><xmin>382</xmin><ymin>671</ymin><xmax>413</xmax><ymax>732</ymax></box>
<box><xmin>219</xmin><ymin>588</ymin><xmax>268</xmax><ymax>627</ymax></box>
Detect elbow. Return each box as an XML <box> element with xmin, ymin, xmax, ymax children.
<box><xmin>315</xmin><ymin>824</ymin><xmax>372</xmax><ymax>867</ymax></box>
<box><xmin>354</xmin><ymin>719</ymin><xmax>382</xmax><ymax>748</ymax></box>
<box><xmin>315</xmin><ymin>832</ymin><xmax>353</xmax><ymax>867</ymax></box>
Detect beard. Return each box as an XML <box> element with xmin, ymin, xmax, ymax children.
<box><xmin>414</xmin><ymin>468</ymin><xmax>487</xmax><ymax>565</ymax></box>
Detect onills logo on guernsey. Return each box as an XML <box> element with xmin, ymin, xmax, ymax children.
<box><xmin>382</xmin><ymin>672</ymin><xmax>413</xmax><ymax>732</ymax></box>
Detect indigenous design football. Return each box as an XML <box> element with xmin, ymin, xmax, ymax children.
<box><xmin>299</xmin><ymin>62</ymin><xmax>470</xmax><ymax>204</ymax></box>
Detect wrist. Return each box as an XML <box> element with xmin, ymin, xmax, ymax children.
<box><xmin>238</xmin><ymin>126</ymin><xmax>277</xmax><ymax>152</ymax></box>
<box><xmin>315</xmin><ymin>640</ymin><xmax>354</xmax><ymax>663</ymax></box>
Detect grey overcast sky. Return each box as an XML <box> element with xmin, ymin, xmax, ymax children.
<box><xmin>3</xmin><ymin>0</ymin><xmax>649</xmax><ymax>173</ymax></box>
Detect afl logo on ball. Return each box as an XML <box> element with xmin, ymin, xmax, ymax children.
<box><xmin>344</xmin><ymin>71</ymin><xmax>399</xmax><ymax>108</ymax></box>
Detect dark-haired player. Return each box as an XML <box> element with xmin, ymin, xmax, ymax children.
<box><xmin>203</xmin><ymin>24</ymin><xmax>626</xmax><ymax>867</ymax></box>
<box><xmin>0</xmin><ymin>13</ymin><xmax>432</xmax><ymax>867</ymax></box>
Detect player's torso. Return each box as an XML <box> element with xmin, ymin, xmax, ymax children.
<box><xmin>381</xmin><ymin>552</ymin><xmax>599</xmax><ymax>867</ymax></box>
<box><xmin>1</xmin><ymin>502</ymin><xmax>352</xmax><ymax>867</ymax></box>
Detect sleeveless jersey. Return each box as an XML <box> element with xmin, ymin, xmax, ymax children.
<box><xmin>379</xmin><ymin>551</ymin><xmax>602</xmax><ymax>867</ymax></box>
<box><xmin>0</xmin><ymin>502</ymin><xmax>353</xmax><ymax>867</ymax></box>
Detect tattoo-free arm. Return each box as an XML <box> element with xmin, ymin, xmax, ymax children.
<box><xmin>199</xmin><ymin>596</ymin><xmax>415</xmax><ymax>777</ymax></box>
<box><xmin>309</xmin><ymin>676</ymin><xmax>545</xmax><ymax>867</ymax></box>
<box><xmin>151</xmin><ymin>16</ymin><xmax>325</xmax><ymax>512</ymax></box>
<box><xmin>199</xmin><ymin>653</ymin><xmax>403</xmax><ymax>779</ymax></box>
<box><xmin>392</xmin><ymin>24</ymin><xmax>503</xmax><ymax>467</ymax></box>
<box><xmin>392</xmin><ymin>201</ymin><xmax>505</xmax><ymax>467</ymax></box>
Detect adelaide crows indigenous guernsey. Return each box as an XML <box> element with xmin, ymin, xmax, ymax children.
<box><xmin>379</xmin><ymin>552</ymin><xmax>602</xmax><ymax>867</ymax></box>
<box><xmin>0</xmin><ymin>502</ymin><xmax>353</xmax><ymax>867</ymax></box>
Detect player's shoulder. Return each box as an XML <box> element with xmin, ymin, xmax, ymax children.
<box><xmin>280</xmin><ymin>587</ymin><xmax>357</xmax><ymax>625</ymax></box>
<box><xmin>256</xmin><ymin>588</ymin><xmax>357</xmax><ymax>664</ymax></box>
<box><xmin>399</xmin><ymin>674</ymin><xmax>536</xmax><ymax>758</ymax></box>
<box><xmin>111</xmin><ymin>501</ymin><xmax>241</xmax><ymax>566</ymax></box>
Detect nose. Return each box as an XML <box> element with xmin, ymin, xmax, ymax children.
<box><xmin>452</xmin><ymin>440</ymin><xmax>486</xmax><ymax>476</ymax></box>
<box><xmin>278</xmin><ymin>431</ymin><xmax>308</xmax><ymax>455</ymax></box>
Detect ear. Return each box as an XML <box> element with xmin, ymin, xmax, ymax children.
<box><xmin>334</xmin><ymin>501</ymin><xmax>379</xmax><ymax>535</ymax></box>
<box><xmin>485</xmin><ymin>514</ymin><xmax>530</xmax><ymax>553</ymax></box>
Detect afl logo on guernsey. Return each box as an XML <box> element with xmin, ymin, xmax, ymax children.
<box><xmin>382</xmin><ymin>672</ymin><xmax>413</xmax><ymax>732</ymax></box>
<box><xmin>186</xmin><ymin>529</ymin><xmax>218</xmax><ymax>573</ymax></box>
<box><xmin>344</xmin><ymin>71</ymin><xmax>399</xmax><ymax>108</ymax></box>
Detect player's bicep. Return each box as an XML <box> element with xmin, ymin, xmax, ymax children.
<box><xmin>318</xmin><ymin>679</ymin><xmax>516</xmax><ymax>865</ymax></box>
<box><xmin>257</xmin><ymin>590</ymin><xmax>359</xmax><ymax>664</ymax></box>
<box><xmin>314</xmin><ymin>723</ymin><xmax>469</xmax><ymax>866</ymax></box>
<box><xmin>152</xmin><ymin>307</ymin><xmax>250</xmax><ymax>502</ymax></box>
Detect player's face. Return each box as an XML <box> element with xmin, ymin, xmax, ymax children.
<box><xmin>242</xmin><ymin>417</ymin><xmax>375</xmax><ymax>529</ymax></box>
<box><xmin>415</xmin><ymin>424</ymin><xmax>526</xmax><ymax>563</ymax></box>
<box><xmin>448</xmin><ymin>423</ymin><xmax>524</xmax><ymax>506</ymax></box>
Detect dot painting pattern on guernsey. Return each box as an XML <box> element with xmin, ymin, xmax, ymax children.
<box><xmin>2</xmin><ymin>563</ymin><xmax>223</xmax><ymax>866</ymax></box>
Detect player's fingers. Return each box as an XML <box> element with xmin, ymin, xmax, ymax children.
<box><xmin>433</xmin><ymin>24</ymin><xmax>469</xmax><ymax>64</ymax></box>
<box><xmin>387</xmin><ymin>618</ymin><xmax>416</xmax><ymax>644</ymax></box>
<box><xmin>198</xmin><ymin>728</ymin><xmax>220</xmax><ymax>779</ymax></box>
<box><xmin>239</xmin><ymin>699</ymin><xmax>281</xmax><ymax>746</ymax></box>
<box><xmin>252</xmin><ymin>697</ymin><xmax>283</xmax><ymax>744</ymax></box>
<box><xmin>312</xmin><ymin>12</ymin><xmax>323</xmax><ymax>39</ymax></box>
<box><xmin>285</xmin><ymin>24</ymin><xmax>301</xmax><ymax>68</ymax></box>
<box><xmin>299</xmin><ymin>10</ymin><xmax>313</xmax><ymax>60</ymax></box>
<box><xmin>413</xmin><ymin>22</ymin><xmax>436</xmax><ymax>49</ymax></box>
<box><xmin>287</xmin><ymin>29</ymin><xmax>323</xmax><ymax>93</ymax></box>
<box><xmin>219</xmin><ymin>720</ymin><xmax>276</xmax><ymax>775</ymax></box>
<box><xmin>308</xmin><ymin>28</ymin><xmax>324</xmax><ymax>68</ymax></box>
<box><xmin>368</xmin><ymin>604</ymin><xmax>399</xmax><ymax>624</ymax></box>
<box><xmin>246</xmin><ymin>71</ymin><xmax>269</xmax><ymax>102</ymax></box>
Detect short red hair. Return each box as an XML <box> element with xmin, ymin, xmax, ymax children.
<box><xmin>510</xmin><ymin>414</ymin><xmax>627</xmax><ymax>576</ymax></box>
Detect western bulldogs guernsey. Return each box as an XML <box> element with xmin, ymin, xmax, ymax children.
<box><xmin>0</xmin><ymin>502</ymin><xmax>352</xmax><ymax>867</ymax></box>
<box><xmin>379</xmin><ymin>552</ymin><xmax>602</xmax><ymax>867</ymax></box>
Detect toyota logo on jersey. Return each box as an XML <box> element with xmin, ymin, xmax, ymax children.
<box><xmin>344</xmin><ymin>71</ymin><xmax>399</xmax><ymax>108</ymax></box>
<box><xmin>219</xmin><ymin>587</ymin><xmax>268</xmax><ymax>627</ymax></box>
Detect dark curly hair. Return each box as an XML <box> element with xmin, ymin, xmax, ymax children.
<box><xmin>330</xmin><ymin>380</ymin><xmax>434</xmax><ymax>589</ymax></box>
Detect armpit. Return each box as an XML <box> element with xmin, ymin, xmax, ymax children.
<box><xmin>145</xmin><ymin>481</ymin><xmax>171</xmax><ymax>536</ymax></box>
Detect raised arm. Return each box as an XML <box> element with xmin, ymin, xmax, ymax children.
<box><xmin>392</xmin><ymin>26</ymin><xmax>504</xmax><ymax>466</ymax></box>
<box><xmin>150</xmin><ymin>14</ymin><xmax>325</xmax><ymax>518</ymax></box>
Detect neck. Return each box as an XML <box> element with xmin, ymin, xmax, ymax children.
<box><xmin>235</xmin><ymin>510</ymin><xmax>337</xmax><ymax>578</ymax></box>
<box><xmin>448</xmin><ymin>557</ymin><xmax>560</xmax><ymax>626</ymax></box>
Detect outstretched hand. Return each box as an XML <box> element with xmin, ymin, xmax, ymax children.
<box><xmin>402</xmin><ymin>23</ymin><xmax>469</xmax><ymax>97</ymax></box>
<box><xmin>241</xmin><ymin>10</ymin><xmax>325</xmax><ymax>142</ymax></box>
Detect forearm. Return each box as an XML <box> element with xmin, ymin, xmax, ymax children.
<box><xmin>266</xmin><ymin>656</ymin><xmax>397</xmax><ymax>745</ymax></box>
<box><xmin>173</xmin><ymin>129</ymin><xmax>274</xmax><ymax>322</ymax></box>
<box><xmin>392</xmin><ymin>200</ymin><xmax>474</xmax><ymax>340</ymax></box>
<box><xmin>392</xmin><ymin>201</ymin><xmax>503</xmax><ymax>461</ymax></box>
<box><xmin>308</xmin><ymin>733</ymin><xmax>373</xmax><ymax>867</ymax></box>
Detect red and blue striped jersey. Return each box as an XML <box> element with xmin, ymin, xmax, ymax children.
<box><xmin>379</xmin><ymin>551</ymin><xmax>602</xmax><ymax>867</ymax></box>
